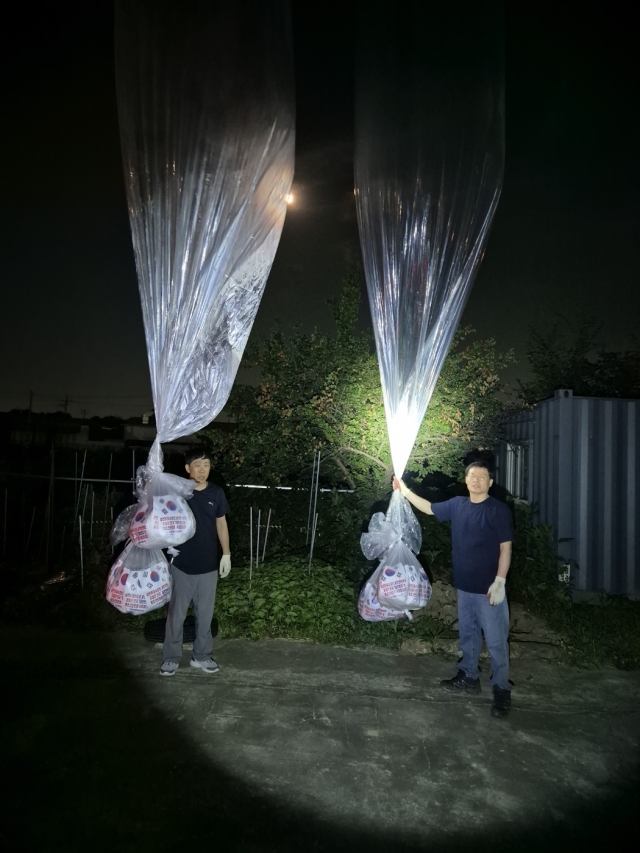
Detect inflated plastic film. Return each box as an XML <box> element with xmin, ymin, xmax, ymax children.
<box><xmin>115</xmin><ymin>0</ymin><xmax>295</xmax><ymax>444</ymax></box>
<box><xmin>354</xmin><ymin>3</ymin><xmax>504</xmax><ymax>477</ymax></box>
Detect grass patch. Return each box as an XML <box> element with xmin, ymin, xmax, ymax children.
<box><xmin>534</xmin><ymin>596</ymin><xmax>640</xmax><ymax>670</ymax></box>
<box><xmin>509</xmin><ymin>504</ymin><xmax>640</xmax><ymax>669</ymax></box>
<box><xmin>4</xmin><ymin>531</ymin><xmax>639</xmax><ymax>671</ymax></box>
<box><xmin>216</xmin><ymin>555</ymin><xmax>455</xmax><ymax>649</ymax></box>
<box><xmin>0</xmin><ymin>552</ymin><xmax>455</xmax><ymax>651</ymax></box>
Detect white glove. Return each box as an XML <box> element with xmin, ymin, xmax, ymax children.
<box><xmin>487</xmin><ymin>576</ymin><xmax>506</xmax><ymax>606</ymax></box>
<box><xmin>219</xmin><ymin>554</ymin><xmax>231</xmax><ymax>578</ymax></box>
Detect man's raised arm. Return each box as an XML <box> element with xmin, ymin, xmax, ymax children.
<box><xmin>392</xmin><ymin>476</ymin><xmax>434</xmax><ymax>516</ymax></box>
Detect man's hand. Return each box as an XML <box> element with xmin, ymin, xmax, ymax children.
<box><xmin>392</xmin><ymin>476</ymin><xmax>409</xmax><ymax>497</ymax></box>
<box><xmin>393</xmin><ymin>477</ymin><xmax>434</xmax><ymax>515</ymax></box>
<box><xmin>219</xmin><ymin>554</ymin><xmax>231</xmax><ymax>578</ymax></box>
<box><xmin>487</xmin><ymin>576</ymin><xmax>506</xmax><ymax>606</ymax></box>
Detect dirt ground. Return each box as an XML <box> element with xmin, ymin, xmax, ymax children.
<box><xmin>2</xmin><ymin>626</ymin><xmax>639</xmax><ymax>852</ymax></box>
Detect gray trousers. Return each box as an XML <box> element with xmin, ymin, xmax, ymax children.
<box><xmin>162</xmin><ymin>566</ymin><xmax>218</xmax><ymax>663</ymax></box>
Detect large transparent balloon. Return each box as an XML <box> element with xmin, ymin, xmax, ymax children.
<box><xmin>115</xmin><ymin>1</ymin><xmax>295</xmax><ymax>449</ymax></box>
<box><xmin>354</xmin><ymin>3</ymin><xmax>504</xmax><ymax>477</ymax></box>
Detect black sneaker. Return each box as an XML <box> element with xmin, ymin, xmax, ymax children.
<box><xmin>440</xmin><ymin>669</ymin><xmax>481</xmax><ymax>694</ymax></box>
<box><xmin>491</xmin><ymin>687</ymin><xmax>511</xmax><ymax>718</ymax></box>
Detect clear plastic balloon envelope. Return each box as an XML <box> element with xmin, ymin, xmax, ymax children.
<box><xmin>115</xmin><ymin>0</ymin><xmax>295</xmax><ymax>444</ymax></box>
<box><xmin>355</xmin><ymin>3</ymin><xmax>504</xmax><ymax>476</ymax></box>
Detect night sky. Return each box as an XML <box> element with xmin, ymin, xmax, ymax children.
<box><xmin>1</xmin><ymin>2</ymin><xmax>638</xmax><ymax>419</ymax></box>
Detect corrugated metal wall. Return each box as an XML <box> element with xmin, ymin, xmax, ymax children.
<box><xmin>497</xmin><ymin>390</ymin><xmax>639</xmax><ymax>596</ymax></box>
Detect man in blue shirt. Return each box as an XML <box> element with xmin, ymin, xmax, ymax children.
<box><xmin>393</xmin><ymin>461</ymin><xmax>513</xmax><ymax>718</ymax></box>
<box><xmin>160</xmin><ymin>449</ymin><xmax>231</xmax><ymax>677</ymax></box>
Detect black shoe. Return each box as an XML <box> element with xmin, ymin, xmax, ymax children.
<box><xmin>440</xmin><ymin>669</ymin><xmax>481</xmax><ymax>694</ymax></box>
<box><xmin>491</xmin><ymin>687</ymin><xmax>511</xmax><ymax>718</ymax></box>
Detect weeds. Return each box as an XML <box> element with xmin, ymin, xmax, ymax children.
<box><xmin>3</xmin><ymin>504</ymin><xmax>639</xmax><ymax>670</ymax></box>
<box><xmin>510</xmin><ymin>504</ymin><xmax>640</xmax><ymax>668</ymax></box>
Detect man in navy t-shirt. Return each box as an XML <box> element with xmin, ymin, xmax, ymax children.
<box><xmin>160</xmin><ymin>449</ymin><xmax>231</xmax><ymax>677</ymax></box>
<box><xmin>393</xmin><ymin>461</ymin><xmax>513</xmax><ymax>718</ymax></box>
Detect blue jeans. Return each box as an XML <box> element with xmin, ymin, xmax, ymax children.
<box><xmin>457</xmin><ymin>590</ymin><xmax>510</xmax><ymax>690</ymax></box>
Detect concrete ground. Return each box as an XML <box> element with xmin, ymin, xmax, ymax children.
<box><xmin>2</xmin><ymin>627</ymin><xmax>639</xmax><ymax>853</ymax></box>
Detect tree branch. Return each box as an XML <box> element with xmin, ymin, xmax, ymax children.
<box><xmin>331</xmin><ymin>456</ymin><xmax>357</xmax><ymax>491</ymax></box>
<box><xmin>338</xmin><ymin>445</ymin><xmax>387</xmax><ymax>468</ymax></box>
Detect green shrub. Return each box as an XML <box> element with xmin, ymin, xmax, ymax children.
<box><xmin>215</xmin><ymin>555</ymin><xmax>454</xmax><ymax>648</ymax></box>
<box><xmin>5</xmin><ymin>507</ymin><xmax>639</xmax><ymax>671</ymax></box>
<box><xmin>510</xmin><ymin>503</ymin><xmax>640</xmax><ymax>668</ymax></box>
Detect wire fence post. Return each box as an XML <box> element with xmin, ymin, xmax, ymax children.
<box><xmin>306</xmin><ymin>452</ymin><xmax>319</xmax><ymax>545</ymax></box>
<box><xmin>306</xmin><ymin>451</ymin><xmax>321</xmax><ymax>571</ymax></box>
<box><xmin>73</xmin><ymin>450</ymin><xmax>87</xmax><ymax>533</ymax></box>
<box><xmin>81</xmin><ymin>485</ymin><xmax>89</xmax><ymax>528</ymax></box>
<box><xmin>78</xmin><ymin>515</ymin><xmax>84</xmax><ymax>589</ymax></box>
<box><xmin>308</xmin><ymin>512</ymin><xmax>319</xmax><ymax>574</ymax></box>
<box><xmin>249</xmin><ymin>506</ymin><xmax>253</xmax><ymax>586</ymax></box>
<box><xmin>262</xmin><ymin>509</ymin><xmax>272</xmax><ymax>563</ymax></box>
<box><xmin>103</xmin><ymin>452</ymin><xmax>113</xmax><ymax>538</ymax></box>
<box><xmin>311</xmin><ymin>451</ymin><xmax>321</xmax><ymax>546</ymax></box>
<box><xmin>256</xmin><ymin>509</ymin><xmax>261</xmax><ymax>566</ymax></box>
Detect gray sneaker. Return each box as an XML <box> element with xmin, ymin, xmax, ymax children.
<box><xmin>159</xmin><ymin>660</ymin><xmax>179</xmax><ymax>677</ymax></box>
<box><xmin>190</xmin><ymin>658</ymin><xmax>220</xmax><ymax>674</ymax></box>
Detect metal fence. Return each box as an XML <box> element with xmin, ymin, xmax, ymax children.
<box><xmin>496</xmin><ymin>389</ymin><xmax>639</xmax><ymax>597</ymax></box>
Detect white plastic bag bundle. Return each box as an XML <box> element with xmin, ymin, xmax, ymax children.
<box><xmin>122</xmin><ymin>441</ymin><xmax>196</xmax><ymax>550</ymax></box>
<box><xmin>375</xmin><ymin>541</ymin><xmax>431</xmax><ymax>611</ymax></box>
<box><xmin>106</xmin><ymin>541</ymin><xmax>172</xmax><ymax>615</ymax></box>
<box><xmin>361</xmin><ymin>490</ymin><xmax>422</xmax><ymax>560</ymax></box>
<box><xmin>357</xmin><ymin>576</ymin><xmax>406</xmax><ymax>622</ymax></box>
<box><xmin>358</xmin><ymin>490</ymin><xmax>431</xmax><ymax>622</ymax></box>
<box><xmin>129</xmin><ymin>494</ymin><xmax>195</xmax><ymax>549</ymax></box>
<box><xmin>110</xmin><ymin>504</ymin><xmax>137</xmax><ymax>548</ymax></box>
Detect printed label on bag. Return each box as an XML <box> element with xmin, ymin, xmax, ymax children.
<box><xmin>106</xmin><ymin>545</ymin><xmax>171</xmax><ymax>615</ymax></box>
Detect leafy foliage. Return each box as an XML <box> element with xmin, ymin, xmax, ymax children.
<box><xmin>202</xmin><ymin>273</ymin><xmax>515</xmax><ymax>505</ymax></box>
<box><xmin>3</xmin><ymin>530</ymin><xmax>640</xmax><ymax>669</ymax></box>
<box><xmin>215</xmin><ymin>555</ymin><xmax>455</xmax><ymax>648</ymax></box>
<box><xmin>509</xmin><ymin>503</ymin><xmax>640</xmax><ymax>669</ymax></box>
<box><xmin>509</xmin><ymin>504</ymin><xmax>573</xmax><ymax>612</ymax></box>
<box><xmin>518</xmin><ymin>313</ymin><xmax>640</xmax><ymax>405</ymax></box>
<box><xmin>222</xmin><ymin>485</ymin><xmax>370</xmax><ymax>576</ymax></box>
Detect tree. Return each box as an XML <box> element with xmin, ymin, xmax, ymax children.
<box><xmin>518</xmin><ymin>314</ymin><xmax>640</xmax><ymax>405</ymax></box>
<box><xmin>201</xmin><ymin>273</ymin><xmax>515</xmax><ymax>500</ymax></box>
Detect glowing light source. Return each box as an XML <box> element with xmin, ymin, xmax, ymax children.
<box><xmin>285</xmin><ymin>193</ymin><xmax>294</xmax><ymax>204</ymax></box>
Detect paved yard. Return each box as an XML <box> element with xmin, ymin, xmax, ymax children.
<box><xmin>2</xmin><ymin>627</ymin><xmax>639</xmax><ymax>852</ymax></box>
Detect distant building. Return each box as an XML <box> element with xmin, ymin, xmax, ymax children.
<box><xmin>496</xmin><ymin>390</ymin><xmax>639</xmax><ymax>598</ymax></box>
<box><xmin>5</xmin><ymin>411</ymin><xmax>232</xmax><ymax>453</ymax></box>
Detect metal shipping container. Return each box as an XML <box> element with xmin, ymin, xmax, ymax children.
<box><xmin>496</xmin><ymin>390</ymin><xmax>639</xmax><ymax>597</ymax></box>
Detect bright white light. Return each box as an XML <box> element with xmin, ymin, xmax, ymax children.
<box><xmin>386</xmin><ymin>399</ymin><xmax>422</xmax><ymax>477</ymax></box>
<box><xmin>285</xmin><ymin>193</ymin><xmax>294</xmax><ymax>204</ymax></box>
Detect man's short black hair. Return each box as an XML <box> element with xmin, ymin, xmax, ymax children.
<box><xmin>465</xmin><ymin>460</ymin><xmax>494</xmax><ymax>478</ymax></box>
<box><xmin>185</xmin><ymin>448</ymin><xmax>211</xmax><ymax>466</ymax></box>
